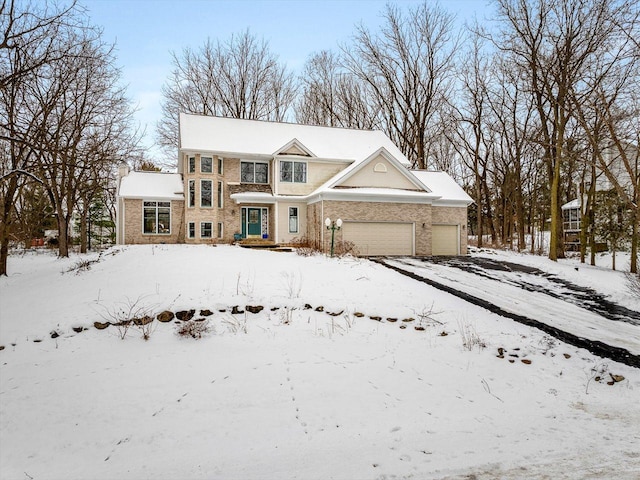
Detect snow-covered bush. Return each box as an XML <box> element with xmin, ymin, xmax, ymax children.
<box><xmin>176</xmin><ymin>319</ymin><xmax>211</xmax><ymax>339</ymax></box>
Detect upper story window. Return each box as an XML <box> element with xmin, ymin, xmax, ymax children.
<box><xmin>218</xmin><ymin>157</ymin><xmax>224</xmax><ymax>174</ymax></box>
<box><xmin>201</xmin><ymin>156</ymin><xmax>213</xmax><ymax>173</ymax></box>
<box><xmin>280</xmin><ymin>161</ymin><xmax>307</xmax><ymax>183</ymax></box>
<box><xmin>143</xmin><ymin>201</ymin><xmax>171</xmax><ymax>235</ymax></box>
<box><xmin>188</xmin><ymin>180</ymin><xmax>195</xmax><ymax>208</ymax></box>
<box><xmin>201</xmin><ymin>179</ymin><xmax>212</xmax><ymax>207</ymax></box>
<box><xmin>188</xmin><ymin>157</ymin><xmax>196</xmax><ymax>174</ymax></box>
<box><xmin>241</xmin><ymin>161</ymin><xmax>268</xmax><ymax>184</ymax></box>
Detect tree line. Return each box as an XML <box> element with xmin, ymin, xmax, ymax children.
<box><xmin>158</xmin><ymin>0</ymin><xmax>639</xmax><ymax>273</ymax></box>
<box><xmin>2</xmin><ymin>0</ymin><xmax>639</xmax><ymax>275</ymax></box>
<box><xmin>0</xmin><ymin>0</ymin><xmax>142</xmax><ymax>275</ymax></box>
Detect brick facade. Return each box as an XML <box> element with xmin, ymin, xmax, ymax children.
<box><xmin>122</xmin><ymin>199</ymin><xmax>184</xmax><ymax>245</ymax></box>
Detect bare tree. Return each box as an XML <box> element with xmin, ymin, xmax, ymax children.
<box><xmin>492</xmin><ymin>0</ymin><xmax>631</xmax><ymax>261</ymax></box>
<box><xmin>341</xmin><ymin>2</ymin><xmax>459</xmax><ymax>169</ymax></box>
<box><xmin>295</xmin><ymin>50</ymin><xmax>379</xmax><ymax>129</ymax></box>
<box><xmin>29</xmin><ymin>26</ymin><xmax>140</xmax><ymax>257</ymax></box>
<box><xmin>156</xmin><ymin>30</ymin><xmax>297</xmax><ymax>162</ymax></box>
<box><xmin>0</xmin><ymin>0</ymin><xmax>83</xmax><ymax>274</ymax></box>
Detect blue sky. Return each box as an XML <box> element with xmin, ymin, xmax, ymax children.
<box><xmin>80</xmin><ymin>0</ymin><xmax>494</xmax><ymax>160</ymax></box>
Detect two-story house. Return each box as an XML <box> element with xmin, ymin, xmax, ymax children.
<box><xmin>116</xmin><ymin>113</ymin><xmax>473</xmax><ymax>256</ymax></box>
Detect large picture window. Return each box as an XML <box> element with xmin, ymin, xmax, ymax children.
<box><xmin>241</xmin><ymin>161</ymin><xmax>268</xmax><ymax>184</ymax></box>
<box><xmin>288</xmin><ymin>207</ymin><xmax>298</xmax><ymax>233</ymax></box>
<box><xmin>201</xmin><ymin>180</ymin><xmax>212</xmax><ymax>207</ymax></box>
<box><xmin>143</xmin><ymin>201</ymin><xmax>170</xmax><ymax>234</ymax></box>
<box><xmin>280</xmin><ymin>161</ymin><xmax>307</xmax><ymax>183</ymax></box>
<box><xmin>201</xmin><ymin>156</ymin><xmax>213</xmax><ymax>173</ymax></box>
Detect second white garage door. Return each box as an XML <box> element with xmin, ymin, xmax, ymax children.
<box><xmin>432</xmin><ymin>224</ymin><xmax>459</xmax><ymax>255</ymax></box>
<box><xmin>342</xmin><ymin>222</ymin><xmax>414</xmax><ymax>256</ymax></box>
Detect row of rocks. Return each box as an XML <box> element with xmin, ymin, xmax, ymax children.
<box><xmin>90</xmin><ymin>305</ymin><xmax>430</xmax><ymax>332</ymax></box>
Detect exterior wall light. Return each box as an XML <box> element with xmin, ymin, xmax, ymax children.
<box><xmin>325</xmin><ymin>217</ymin><xmax>342</xmax><ymax>257</ymax></box>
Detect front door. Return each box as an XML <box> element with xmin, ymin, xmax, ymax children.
<box><xmin>247</xmin><ymin>208</ymin><xmax>261</xmax><ymax>236</ymax></box>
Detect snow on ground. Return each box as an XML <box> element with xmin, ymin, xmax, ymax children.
<box><xmin>385</xmin><ymin>253</ymin><xmax>640</xmax><ymax>356</ymax></box>
<box><xmin>1</xmin><ymin>245</ymin><xmax>639</xmax><ymax>479</ymax></box>
<box><xmin>472</xmin><ymin>246</ymin><xmax>639</xmax><ymax>310</ymax></box>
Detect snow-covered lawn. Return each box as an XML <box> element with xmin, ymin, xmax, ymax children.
<box><xmin>1</xmin><ymin>245</ymin><xmax>639</xmax><ymax>479</ymax></box>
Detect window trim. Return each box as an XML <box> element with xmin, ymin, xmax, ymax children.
<box><xmin>201</xmin><ymin>156</ymin><xmax>213</xmax><ymax>173</ymax></box>
<box><xmin>241</xmin><ymin>160</ymin><xmax>269</xmax><ymax>184</ymax></box>
<box><xmin>217</xmin><ymin>181</ymin><xmax>223</xmax><ymax>208</ymax></box>
<box><xmin>200</xmin><ymin>221</ymin><xmax>213</xmax><ymax>238</ymax></box>
<box><xmin>288</xmin><ymin>206</ymin><xmax>299</xmax><ymax>233</ymax></box>
<box><xmin>142</xmin><ymin>201</ymin><xmax>171</xmax><ymax>235</ymax></box>
<box><xmin>200</xmin><ymin>179</ymin><xmax>213</xmax><ymax>208</ymax></box>
<box><xmin>188</xmin><ymin>179</ymin><xmax>195</xmax><ymax>208</ymax></box>
<box><xmin>280</xmin><ymin>160</ymin><xmax>307</xmax><ymax>183</ymax></box>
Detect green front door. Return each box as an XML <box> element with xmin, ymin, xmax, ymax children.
<box><xmin>247</xmin><ymin>208</ymin><xmax>261</xmax><ymax>236</ymax></box>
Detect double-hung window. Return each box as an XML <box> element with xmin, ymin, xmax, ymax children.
<box><xmin>201</xmin><ymin>156</ymin><xmax>213</xmax><ymax>173</ymax></box>
<box><xmin>188</xmin><ymin>180</ymin><xmax>195</xmax><ymax>208</ymax></box>
<box><xmin>288</xmin><ymin>207</ymin><xmax>299</xmax><ymax>233</ymax></box>
<box><xmin>201</xmin><ymin>222</ymin><xmax>212</xmax><ymax>238</ymax></box>
<box><xmin>241</xmin><ymin>161</ymin><xmax>268</xmax><ymax>184</ymax></box>
<box><xmin>201</xmin><ymin>180</ymin><xmax>212</xmax><ymax>207</ymax></box>
<box><xmin>188</xmin><ymin>157</ymin><xmax>195</xmax><ymax>174</ymax></box>
<box><xmin>217</xmin><ymin>222</ymin><xmax>224</xmax><ymax>239</ymax></box>
<box><xmin>217</xmin><ymin>181</ymin><xmax>223</xmax><ymax>208</ymax></box>
<box><xmin>218</xmin><ymin>157</ymin><xmax>224</xmax><ymax>174</ymax></box>
<box><xmin>187</xmin><ymin>222</ymin><xmax>195</xmax><ymax>239</ymax></box>
<box><xmin>280</xmin><ymin>161</ymin><xmax>306</xmax><ymax>183</ymax></box>
<box><xmin>143</xmin><ymin>201</ymin><xmax>171</xmax><ymax>234</ymax></box>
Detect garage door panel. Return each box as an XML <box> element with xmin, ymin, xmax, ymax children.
<box><xmin>342</xmin><ymin>222</ymin><xmax>413</xmax><ymax>256</ymax></box>
<box><xmin>432</xmin><ymin>225</ymin><xmax>458</xmax><ymax>255</ymax></box>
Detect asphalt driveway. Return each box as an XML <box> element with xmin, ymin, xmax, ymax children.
<box><xmin>375</xmin><ymin>256</ymin><xmax>640</xmax><ymax>368</ymax></box>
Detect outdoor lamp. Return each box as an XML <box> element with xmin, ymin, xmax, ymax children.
<box><xmin>325</xmin><ymin>217</ymin><xmax>342</xmax><ymax>257</ymax></box>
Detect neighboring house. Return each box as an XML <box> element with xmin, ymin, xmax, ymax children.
<box><xmin>116</xmin><ymin>113</ymin><xmax>473</xmax><ymax>256</ymax></box>
<box><xmin>562</xmin><ymin>142</ymin><xmax>637</xmax><ymax>251</ymax></box>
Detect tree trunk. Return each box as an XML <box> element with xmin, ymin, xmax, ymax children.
<box><xmin>631</xmin><ymin>205</ymin><xmax>638</xmax><ymax>274</ymax></box>
<box><xmin>0</xmin><ymin>177</ymin><xmax>18</xmax><ymax>276</ymax></box>
<box><xmin>80</xmin><ymin>207</ymin><xmax>88</xmax><ymax>254</ymax></box>
<box><xmin>57</xmin><ymin>215</ymin><xmax>69</xmax><ymax>257</ymax></box>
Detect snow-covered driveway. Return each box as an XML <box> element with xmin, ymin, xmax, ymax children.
<box><xmin>380</xmin><ymin>256</ymin><xmax>640</xmax><ymax>360</ymax></box>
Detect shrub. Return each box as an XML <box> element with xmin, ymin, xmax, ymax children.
<box><xmin>176</xmin><ymin>319</ymin><xmax>211</xmax><ymax>339</ymax></box>
<box><xmin>458</xmin><ymin>318</ymin><xmax>486</xmax><ymax>351</ymax></box>
<box><xmin>290</xmin><ymin>236</ymin><xmax>319</xmax><ymax>257</ymax></box>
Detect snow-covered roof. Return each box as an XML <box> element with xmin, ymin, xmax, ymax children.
<box><xmin>179</xmin><ymin>113</ymin><xmax>409</xmax><ymax>165</ymax></box>
<box><xmin>562</xmin><ymin>199</ymin><xmax>581</xmax><ymax>210</ymax></box>
<box><xmin>410</xmin><ymin>171</ymin><xmax>473</xmax><ymax>204</ymax></box>
<box><xmin>118</xmin><ymin>171</ymin><xmax>184</xmax><ymax>200</ymax></box>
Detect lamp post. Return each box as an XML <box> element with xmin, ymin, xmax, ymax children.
<box><xmin>325</xmin><ymin>217</ymin><xmax>342</xmax><ymax>257</ymax></box>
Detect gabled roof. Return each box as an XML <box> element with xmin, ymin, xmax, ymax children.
<box><xmin>179</xmin><ymin>113</ymin><xmax>408</xmax><ymax>163</ymax></box>
<box><xmin>118</xmin><ymin>171</ymin><xmax>184</xmax><ymax>200</ymax></box>
<box><xmin>326</xmin><ymin>147</ymin><xmax>428</xmax><ymax>192</ymax></box>
<box><xmin>273</xmin><ymin>138</ymin><xmax>315</xmax><ymax>157</ymax></box>
<box><xmin>410</xmin><ymin>171</ymin><xmax>473</xmax><ymax>205</ymax></box>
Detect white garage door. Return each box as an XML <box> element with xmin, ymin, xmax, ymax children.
<box><xmin>432</xmin><ymin>224</ymin><xmax>459</xmax><ymax>255</ymax></box>
<box><xmin>342</xmin><ymin>222</ymin><xmax>413</xmax><ymax>256</ymax></box>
